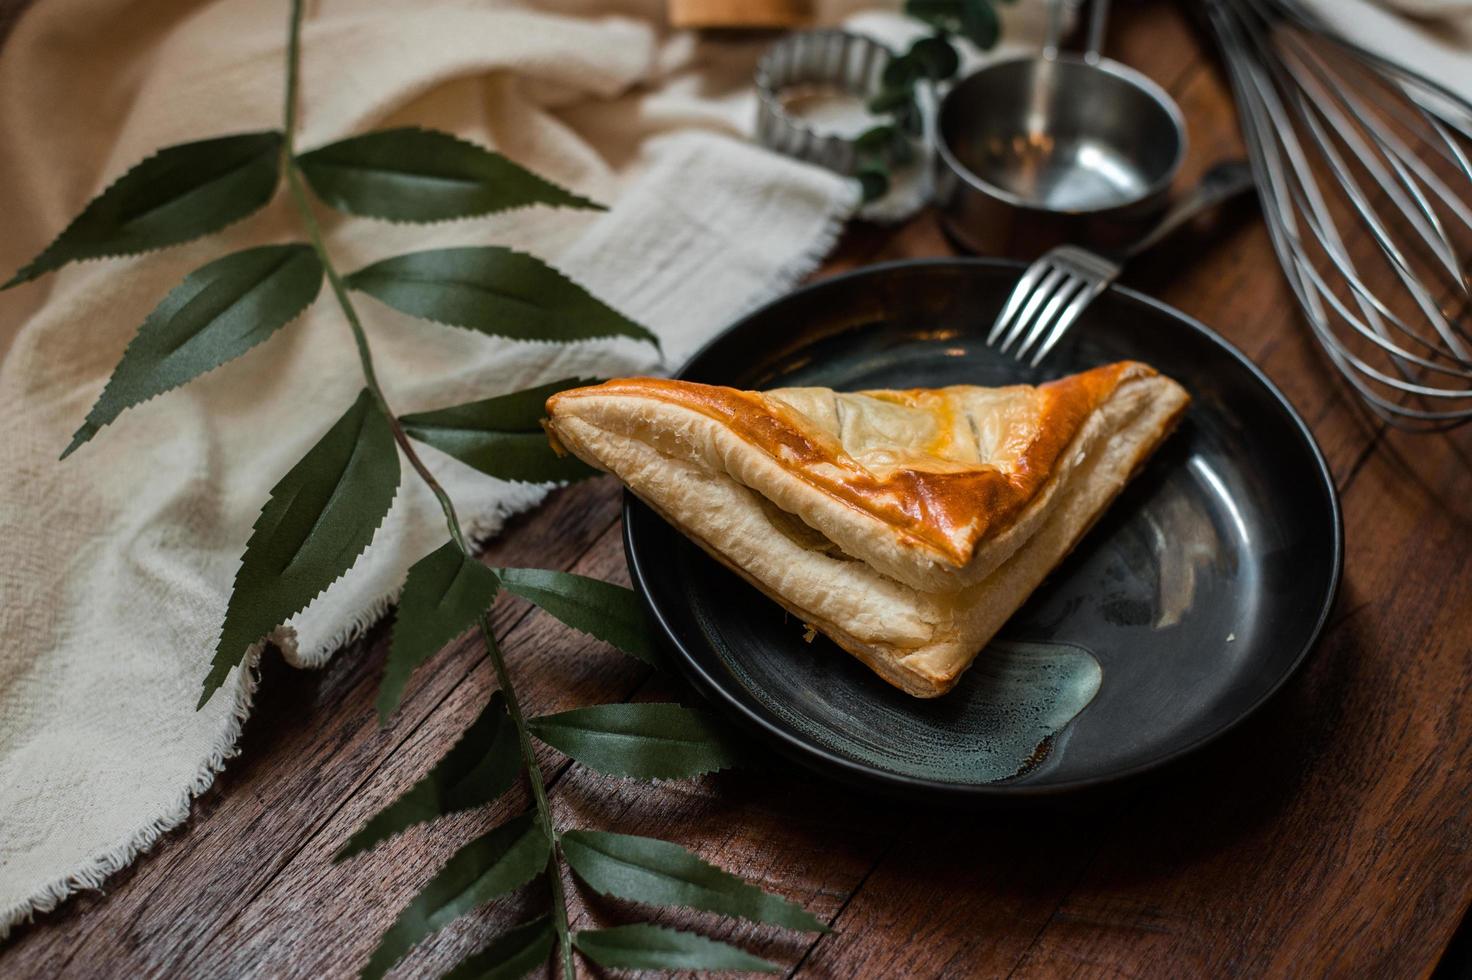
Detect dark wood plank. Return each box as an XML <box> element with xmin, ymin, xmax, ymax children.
<box><xmin>1106</xmin><ymin>0</ymin><xmax>1203</xmax><ymax>95</ymax></box>
<box><xmin>4</xmin><ymin>0</ymin><xmax>1470</xmax><ymax>978</ymax></box>
<box><xmin>171</xmin><ymin>517</ymin><xmax>647</xmax><ymax>978</ymax></box>
<box><xmin>805</xmin><ymin>421</ymin><xmax>1472</xmax><ymax>975</ymax></box>
<box><xmin>1000</xmin><ymin>423</ymin><xmax>1472</xmax><ymax>979</ymax></box>
<box><xmin>0</xmin><ymin>479</ymin><xmax>625</xmax><ymax>975</ymax></box>
<box><xmin>179</xmin><ymin>518</ymin><xmax>891</xmax><ymax>978</ymax></box>
<box><xmin>799</xmin><ymin>13</ymin><xmax>1472</xmax><ymax>980</ymax></box>
<box><xmin>0</xmin><ymin>0</ymin><xmax>33</xmax><ymax>48</ymax></box>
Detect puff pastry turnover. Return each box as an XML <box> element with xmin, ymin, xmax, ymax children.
<box><xmin>544</xmin><ymin>362</ymin><xmax>1189</xmax><ymax>697</ymax></box>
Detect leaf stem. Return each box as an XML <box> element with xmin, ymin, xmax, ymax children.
<box><xmin>280</xmin><ymin>0</ymin><xmax>466</xmax><ymax>553</ymax></box>
<box><xmin>281</xmin><ymin>0</ymin><xmax>573</xmax><ymax>974</ymax></box>
<box><xmin>480</xmin><ymin>615</ymin><xmax>577</xmax><ymax>980</ymax></box>
<box><xmin>283</xmin><ymin>0</ymin><xmax>301</xmax><ymax>147</ymax></box>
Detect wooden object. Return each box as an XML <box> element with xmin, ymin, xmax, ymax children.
<box><xmin>3</xmin><ymin>2</ymin><xmax>1471</xmax><ymax>977</ymax></box>
<box><xmin>668</xmin><ymin>0</ymin><xmax>810</xmax><ymax>29</ymax></box>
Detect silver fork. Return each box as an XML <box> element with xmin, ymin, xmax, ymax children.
<box><xmin>989</xmin><ymin>160</ymin><xmax>1257</xmax><ymax>366</ymax></box>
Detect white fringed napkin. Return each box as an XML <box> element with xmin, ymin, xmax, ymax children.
<box><xmin>0</xmin><ymin>0</ymin><xmax>1056</xmax><ymax>936</ymax></box>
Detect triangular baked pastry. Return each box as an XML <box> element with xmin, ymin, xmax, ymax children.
<box><xmin>544</xmin><ymin>362</ymin><xmax>1189</xmax><ymax>697</ymax></box>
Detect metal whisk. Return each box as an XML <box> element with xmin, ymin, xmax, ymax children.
<box><xmin>1206</xmin><ymin>0</ymin><xmax>1472</xmax><ymax>430</ymax></box>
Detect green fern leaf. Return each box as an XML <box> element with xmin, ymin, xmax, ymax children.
<box><xmin>199</xmin><ymin>389</ymin><xmax>400</xmax><ymax>707</ymax></box>
<box><xmin>496</xmin><ymin>568</ymin><xmax>661</xmax><ymax>668</ymax></box>
<box><xmin>399</xmin><ymin>378</ymin><xmax>599</xmax><ymax>485</ymax></box>
<box><xmin>296</xmin><ymin>127</ymin><xmax>601</xmax><ymax>222</ymax></box>
<box><xmin>4</xmin><ymin>131</ymin><xmax>283</xmax><ymax>289</ymax></box>
<box><xmin>361</xmin><ymin>812</ymin><xmax>550</xmax><ymax>980</ymax></box>
<box><xmin>344</xmin><ymin>247</ymin><xmax>658</xmax><ymax>347</ymax></box>
<box><xmin>377</xmin><ymin>541</ymin><xmax>499</xmax><ymax>721</ymax></box>
<box><xmin>337</xmin><ymin>692</ymin><xmax>520</xmax><ymax>861</ymax></box>
<box><xmin>441</xmin><ymin>916</ymin><xmax>555</xmax><ymax>980</ymax></box>
<box><xmin>561</xmin><ymin>829</ymin><xmax>827</xmax><ymax>932</ymax></box>
<box><xmin>63</xmin><ymin>244</ymin><xmax>322</xmax><ymax>458</ymax></box>
<box><xmin>573</xmin><ymin>924</ymin><xmax>778</xmax><ymax>973</ymax></box>
<box><xmin>528</xmin><ymin>703</ymin><xmax>743</xmax><ymax>779</ymax></box>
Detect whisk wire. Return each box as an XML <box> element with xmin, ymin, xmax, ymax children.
<box><xmin>1207</xmin><ymin>0</ymin><xmax>1472</xmax><ymax>428</ymax></box>
<box><xmin>1279</xmin><ymin>36</ymin><xmax>1461</xmax><ymax>282</ymax></box>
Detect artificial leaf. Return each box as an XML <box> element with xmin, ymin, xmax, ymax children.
<box><xmin>573</xmin><ymin>924</ymin><xmax>778</xmax><ymax>973</ymax></box>
<box><xmin>905</xmin><ymin>0</ymin><xmax>960</xmax><ymax>30</ymax></box>
<box><xmin>891</xmin><ymin>135</ymin><xmax>918</xmax><ymax>167</ymax></box>
<box><xmin>854</xmin><ymin>125</ymin><xmax>899</xmax><ymax>156</ymax></box>
<box><xmin>4</xmin><ymin>131</ymin><xmax>283</xmax><ymax>289</ymax></box>
<box><xmin>881</xmin><ymin>52</ymin><xmax>919</xmax><ymax>89</ymax></box>
<box><xmin>494</xmin><ymin>568</ymin><xmax>660</xmax><ymax>668</ymax></box>
<box><xmin>62</xmin><ymin>244</ymin><xmax>322</xmax><ymax>458</ymax></box>
<box><xmin>337</xmin><ymin>692</ymin><xmax>520</xmax><ymax>862</ymax></box>
<box><xmin>344</xmin><ymin>246</ymin><xmax>658</xmax><ymax>347</ymax></box>
<box><xmin>857</xmin><ymin>166</ymin><xmax>890</xmax><ymax>204</ymax></box>
<box><xmin>867</xmin><ymin>87</ymin><xmax>917</xmax><ymax>119</ymax></box>
<box><xmin>527</xmin><ymin>703</ymin><xmax>742</xmax><ymax>779</ymax></box>
<box><xmin>961</xmin><ymin>0</ymin><xmax>1000</xmax><ymax>50</ymax></box>
<box><xmin>442</xmin><ymin>916</ymin><xmax>555</xmax><ymax>980</ymax></box>
<box><xmin>200</xmin><ymin>389</ymin><xmax>400</xmax><ymax>707</ymax></box>
<box><xmin>377</xmin><ymin>541</ymin><xmax>500</xmax><ymax>721</ymax></box>
<box><xmin>296</xmin><ymin>127</ymin><xmax>601</xmax><ymax>222</ymax></box>
<box><xmin>362</xmin><ymin>812</ymin><xmax>550</xmax><ymax>980</ymax></box>
<box><xmin>910</xmin><ymin>35</ymin><xmax>961</xmax><ymax>80</ymax></box>
<box><xmin>560</xmin><ymin>830</ymin><xmax>827</xmax><ymax>932</ymax></box>
<box><xmin>399</xmin><ymin>378</ymin><xmax>599</xmax><ymax>485</ymax></box>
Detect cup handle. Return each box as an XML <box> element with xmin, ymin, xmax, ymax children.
<box><xmin>1122</xmin><ymin>159</ymin><xmax>1257</xmax><ymax>260</ymax></box>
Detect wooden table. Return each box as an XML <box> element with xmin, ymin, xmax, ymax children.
<box><xmin>5</xmin><ymin>2</ymin><xmax>1472</xmax><ymax>977</ymax></box>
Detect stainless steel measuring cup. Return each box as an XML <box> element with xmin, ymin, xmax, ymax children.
<box><xmin>934</xmin><ymin>0</ymin><xmax>1187</xmax><ymax>256</ymax></box>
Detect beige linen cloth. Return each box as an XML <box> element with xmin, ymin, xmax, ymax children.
<box><xmin>0</xmin><ymin>0</ymin><xmax>868</xmax><ymax>937</ymax></box>
<box><xmin>1307</xmin><ymin>0</ymin><xmax>1472</xmax><ymax>97</ymax></box>
<box><xmin>0</xmin><ymin>0</ymin><xmax>1066</xmax><ymax>938</ymax></box>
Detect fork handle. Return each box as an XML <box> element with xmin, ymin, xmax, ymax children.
<box><xmin>1120</xmin><ymin>159</ymin><xmax>1256</xmax><ymax>260</ymax></box>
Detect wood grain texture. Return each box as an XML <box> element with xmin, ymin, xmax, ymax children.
<box><xmin>0</xmin><ymin>0</ymin><xmax>28</xmax><ymax>46</ymax></box>
<box><xmin>4</xmin><ymin>1</ymin><xmax>1471</xmax><ymax>978</ymax></box>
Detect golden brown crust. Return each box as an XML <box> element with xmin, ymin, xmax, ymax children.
<box><xmin>543</xmin><ymin>365</ymin><xmax>1190</xmax><ymax>698</ymax></box>
<box><xmin>547</xmin><ymin>362</ymin><xmax>1140</xmax><ymax>566</ymax></box>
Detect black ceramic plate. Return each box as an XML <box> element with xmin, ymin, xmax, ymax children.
<box><xmin>623</xmin><ymin>259</ymin><xmax>1342</xmax><ymax>799</ymax></box>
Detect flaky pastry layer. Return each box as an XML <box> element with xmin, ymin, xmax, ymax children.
<box><xmin>547</xmin><ymin>364</ymin><xmax>1154</xmax><ymax>592</ymax></box>
<box><xmin>545</xmin><ymin>366</ymin><xmax>1189</xmax><ymax>696</ymax></box>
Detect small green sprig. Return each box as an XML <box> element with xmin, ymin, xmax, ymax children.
<box><xmin>857</xmin><ymin>0</ymin><xmax>1009</xmax><ymax>201</ymax></box>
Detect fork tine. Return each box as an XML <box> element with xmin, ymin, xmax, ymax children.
<box><xmin>999</xmin><ymin>267</ymin><xmax>1067</xmax><ymax>354</ymax></box>
<box><xmin>1015</xmin><ymin>274</ymin><xmax>1088</xmax><ymax>363</ymax></box>
<box><xmin>989</xmin><ymin>259</ymin><xmax>1054</xmax><ymax>345</ymax></box>
<box><xmin>1029</xmin><ymin>279</ymin><xmax>1107</xmax><ymax>367</ymax></box>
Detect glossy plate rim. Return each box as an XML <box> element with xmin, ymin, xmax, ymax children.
<box><xmin>622</xmin><ymin>257</ymin><xmax>1344</xmax><ymax>800</ymax></box>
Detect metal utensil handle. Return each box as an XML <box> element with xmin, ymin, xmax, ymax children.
<box><xmin>1047</xmin><ymin>0</ymin><xmax>1111</xmax><ymax>65</ymax></box>
<box><xmin>1121</xmin><ymin>159</ymin><xmax>1256</xmax><ymax>260</ymax></box>
<box><xmin>1044</xmin><ymin>0</ymin><xmax>1064</xmax><ymax>60</ymax></box>
<box><xmin>1085</xmin><ymin>0</ymin><xmax>1110</xmax><ymax>65</ymax></box>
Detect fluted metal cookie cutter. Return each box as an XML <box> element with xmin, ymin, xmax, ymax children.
<box><xmin>755</xmin><ymin>29</ymin><xmax>911</xmax><ymax>176</ymax></box>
